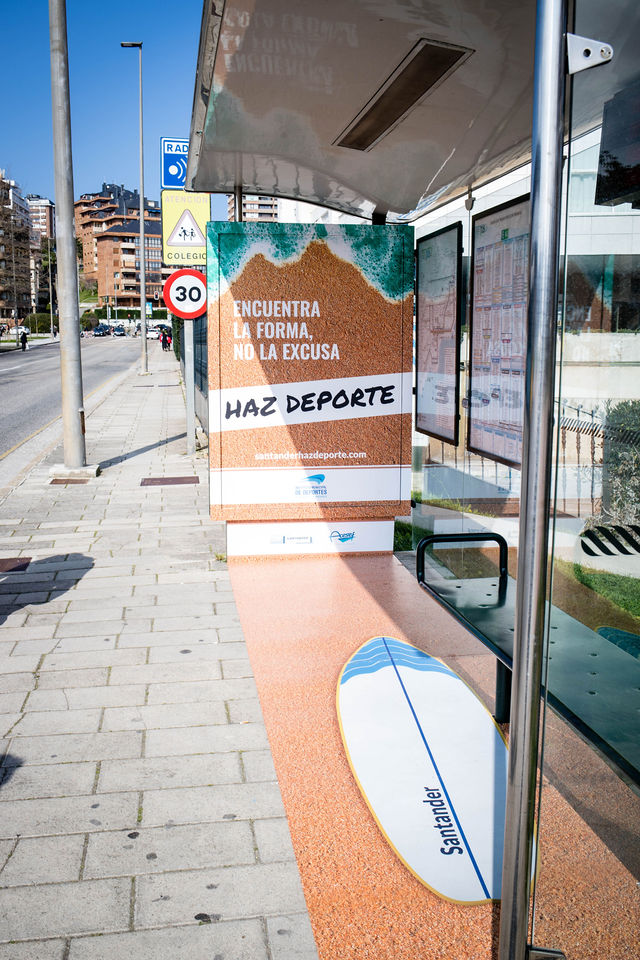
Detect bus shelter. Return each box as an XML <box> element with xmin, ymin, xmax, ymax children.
<box><xmin>185</xmin><ymin>2</ymin><xmax>640</xmax><ymax>958</ymax></box>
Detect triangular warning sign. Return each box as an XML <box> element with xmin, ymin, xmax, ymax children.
<box><xmin>167</xmin><ymin>209</ymin><xmax>206</xmax><ymax>246</ymax></box>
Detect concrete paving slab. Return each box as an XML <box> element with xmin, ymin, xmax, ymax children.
<box><xmin>102</xmin><ymin>700</ymin><xmax>228</xmax><ymax>732</ymax></box>
<box><xmin>144</xmin><ymin>723</ymin><xmax>269</xmax><ymax>758</ymax></box>
<box><xmin>97</xmin><ymin>753</ymin><xmax>241</xmax><ymax>794</ymax></box>
<box><xmin>228</xmin><ymin>698</ymin><xmax>264</xmax><ymax>724</ymax></box>
<box><xmin>40</xmin><ymin>649</ymin><xmax>146</xmax><ymax>671</ymax></box>
<box><xmin>0</xmin><ymin>692</ymin><xmax>26</xmax><ymax>714</ymax></box>
<box><xmin>0</xmin><ymin>877</ymin><xmax>131</xmax><ymax>940</ymax></box>
<box><xmin>254</xmin><ymin>818</ymin><xmax>297</xmax><ymax>864</ymax></box>
<box><xmin>20</xmin><ymin>688</ymin><xmax>69</xmax><ymax>711</ymax></box>
<box><xmin>267</xmin><ymin>914</ymin><xmax>320</xmax><ymax>960</ymax></box>
<box><xmin>145</xmin><ymin>677</ymin><xmax>258</xmax><ymax>704</ymax></box>
<box><xmin>66</xmin><ymin>921</ymin><xmax>268</xmax><ymax>960</ymax></box>
<box><xmin>11</xmin><ymin>638</ymin><xmax>64</xmax><ymax>658</ymax></box>
<box><xmin>242</xmin><ymin>750</ymin><xmax>278</xmax><ymax>783</ymax></box>
<box><xmin>0</xmin><ymin>761</ymin><xmax>96</xmax><ymax>801</ymax></box>
<box><xmin>63</xmin><ymin>685</ymin><xmax>147</xmax><ymax>710</ymax></box>
<box><xmin>0</xmin><ymin>714</ymin><xmax>23</xmax><ymax>736</ymax></box>
<box><xmin>4</xmin><ymin>731</ymin><xmax>142</xmax><ymax>764</ymax></box>
<box><xmin>0</xmin><ymin>655</ymin><xmax>42</xmax><ymax>674</ymax></box>
<box><xmin>0</xmin><ymin>834</ymin><xmax>85</xmax><ymax>885</ymax></box>
<box><xmin>147</xmin><ymin>645</ymin><xmax>223</xmax><ymax>664</ymax></box>
<box><xmin>117</xmin><ymin>629</ymin><xmax>220</xmax><ymax>648</ymax></box>
<box><xmin>83</xmin><ymin>820</ymin><xmax>255</xmax><ymax>879</ymax></box>
<box><xmin>135</xmin><ymin>862</ymin><xmax>307</xmax><ymax>928</ymax></box>
<box><xmin>49</xmin><ymin>623</ymin><xmax>130</xmax><ymax>642</ymax></box>
<box><xmin>57</xmin><ymin>607</ymin><xmax>125</xmax><ymax>624</ymax></box>
<box><xmin>0</xmin><ymin>792</ymin><xmax>138</xmax><ymax>839</ymax></box>
<box><xmin>141</xmin><ymin>782</ymin><xmax>286</xmax><ymax>827</ymax></box>
<box><xmin>36</xmin><ymin>667</ymin><xmax>109</xmax><ymax>689</ymax></box>
<box><xmin>11</xmin><ymin>708</ymin><xmax>102</xmax><ymax>737</ymax></box>
<box><xmin>221</xmin><ymin>658</ymin><xmax>253</xmax><ymax>679</ymax></box>
<box><xmin>48</xmin><ymin>635</ymin><xmax>118</xmax><ymax>653</ymax></box>
<box><xmin>0</xmin><ymin>941</ymin><xmax>66</xmax><ymax>959</ymax></box>
<box><xmin>109</xmin><ymin>662</ymin><xmax>222</xmax><ymax>686</ymax></box>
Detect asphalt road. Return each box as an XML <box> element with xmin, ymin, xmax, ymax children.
<box><xmin>0</xmin><ymin>337</ymin><xmax>141</xmax><ymax>457</ymax></box>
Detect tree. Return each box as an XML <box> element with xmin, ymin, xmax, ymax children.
<box><xmin>38</xmin><ymin>237</ymin><xmax>57</xmax><ymax>314</ymax></box>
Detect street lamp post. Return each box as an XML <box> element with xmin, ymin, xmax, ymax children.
<box><xmin>121</xmin><ymin>41</ymin><xmax>147</xmax><ymax>374</ymax></box>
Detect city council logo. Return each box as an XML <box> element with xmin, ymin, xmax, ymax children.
<box><xmin>294</xmin><ymin>474</ymin><xmax>328</xmax><ymax>497</ymax></box>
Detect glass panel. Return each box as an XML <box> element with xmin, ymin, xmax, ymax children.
<box><xmin>403</xmin><ymin>173</ymin><xmax>531</xmax><ymax>696</ymax></box>
<box><xmin>531</xmin><ymin>2</ymin><xmax>640</xmax><ymax>956</ymax></box>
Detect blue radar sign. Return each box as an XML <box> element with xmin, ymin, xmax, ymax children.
<box><xmin>161</xmin><ymin>138</ymin><xmax>189</xmax><ymax>190</ymax></box>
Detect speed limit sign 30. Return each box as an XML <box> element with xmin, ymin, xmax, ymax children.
<box><xmin>163</xmin><ymin>268</ymin><xmax>207</xmax><ymax>319</ymax></box>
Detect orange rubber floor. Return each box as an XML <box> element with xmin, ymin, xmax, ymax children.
<box><xmin>229</xmin><ymin>554</ymin><xmax>640</xmax><ymax>960</ymax></box>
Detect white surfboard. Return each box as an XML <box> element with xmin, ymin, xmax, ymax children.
<box><xmin>337</xmin><ymin>636</ymin><xmax>508</xmax><ymax>904</ymax></box>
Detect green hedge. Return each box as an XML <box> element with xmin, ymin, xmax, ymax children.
<box><xmin>24</xmin><ymin>313</ymin><xmax>58</xmax><ymax>334</ymax></box>
<box><xmin>171</xmin><ymin>317</ymin><xmax>181</xmax><ymax>360</ymax></box>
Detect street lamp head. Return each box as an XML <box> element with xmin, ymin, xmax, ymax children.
<box><xmin>120</xmin><ymin>41</ymin><xmax>142</xmax><ymax>48</ymax></box>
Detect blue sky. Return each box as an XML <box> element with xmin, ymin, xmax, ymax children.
<box><xmin>1</xmin><ymin>0</ymin><xmax>227</xmax><ymax>218</ymax></box>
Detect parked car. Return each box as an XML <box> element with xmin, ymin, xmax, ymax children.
<box><xmin>93</xmin><ymin>324</ymin><xmax>110</xmax><ymax>337</ymax></box>
<box><xmin>146</xmin><ymin>328</ymin><xmax>160</xmax><ymax>339</ymax></box>
<box><xmin>112</xmin><ymin>326</ymin><xmax>126</xmax><ymax>337</ymax></box>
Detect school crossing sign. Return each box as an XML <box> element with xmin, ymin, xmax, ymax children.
<box><xmin>161</xmin><ymin>190</ymin><xmax>209</xmax><ymax>266</ymax></box>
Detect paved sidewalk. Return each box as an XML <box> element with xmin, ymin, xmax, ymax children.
<box><xmin>0</xmin><ymin>346</ymin><xmax>318</xmax><ymax>959</ymax></box>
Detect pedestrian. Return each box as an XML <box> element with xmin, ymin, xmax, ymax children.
<box><xmin>20</xmin><ymin>330</ymin><xmax>28</xmax><ymax>352</ymax></box>
<box><xmin>167</xmin><ymin>332</ymin><xmax>172</xmax><ymax>350</ymax></box>
<box><xmin>161</xmin><ymin>330</ymin><xmax>168</xmax><ymax>351</ymax></box>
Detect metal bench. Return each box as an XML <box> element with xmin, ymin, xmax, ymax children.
<box><xmin>416</xmin><ymin>533</ymin><xmax>640</xmax><ymax>786</ymax></box>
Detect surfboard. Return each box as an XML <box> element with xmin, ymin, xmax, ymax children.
<box><xmin>337</xmin><ymin>636</ymin><xmax>508</xmax><ymax>904</ymax></box>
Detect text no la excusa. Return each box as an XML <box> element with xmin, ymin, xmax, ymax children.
<box><xmin>232</xmin><ymin>300</ymin><xmax>339</xmax><ymax>361</ymax></box>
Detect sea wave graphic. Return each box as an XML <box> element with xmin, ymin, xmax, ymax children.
<box><xmin>207</xmin><ymin>223</ymin><xmax>414</xmax><ymax>303</ymax></box>
<box><xmin>340</xmin><ymin>637</ymin><xmax>453</xmax><ymax>685</ymax></box>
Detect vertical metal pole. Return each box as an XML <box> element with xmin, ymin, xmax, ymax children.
<box><xmin>138</xmin><ymin>46</ymin><xmax>148</xmax><ymax>373</ymax></box>
<box><xmin>48</xmin><ymin>236</ymin><xmax>54</xmax><ymax>337</ymax></box>
<box><xmin>498</xmin><ymin>0</ymin><xmax>567</xmax><ymax>956</ymax></box>
<box><xmin>184</xmin><ymin>321</ymin><xmax>196</xmax><ymax>455</ymax></box>
<box><xmin>234</xmin><ymin>185</ymin><xmax>243</xmax><ymax>222</ymax></box>
<box><xmin>49</xmin><ymin>0</ymin><xmax>86</xmax><ymax>468</ymax></box>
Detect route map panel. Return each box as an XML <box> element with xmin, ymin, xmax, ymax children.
<box><xmin>468</xmin><ymin>197</ymin><xmax>530</xmax><ymax>468</ymax></box>
<box><xmin>415</xmin><ymin>223</ymin><xmax>462</xmax><ymax>444</ymax></box>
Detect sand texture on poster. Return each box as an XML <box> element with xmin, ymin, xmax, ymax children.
<box><xmin>208</xmin><ymin>225</ymin><xmax>413</xmax><ymax>522</ymax></box>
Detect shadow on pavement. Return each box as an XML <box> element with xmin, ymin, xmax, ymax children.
<box><xmin>98</xmin><ymin>432</ymin><xmax>187</xmax><ymax>470</ymax></box>
<box><xmin>0</xmin><ymin>553</ymin><xmax>95</xmax><ymax>626</ymax></box>
<box><xmin>0</xmin><ymin>755</ymin><xmax>24</xmax><ymax>789</ymax></box>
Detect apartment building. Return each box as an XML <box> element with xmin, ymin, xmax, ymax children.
<box><xmin>96</xmin><ymin>220</ymin><xmax>167</xmax><ymax>311</ymax></box>
<box><xmin>26</xmin><ymin>195</ymin><xmax>55</xmax><ymax>242</ymax></box>
<box><xmin>74</xmin><ymin>183</ymin><xmax>161</xmax><ymax>287</ymax></box>
<box><xmin>226</xmin><ymin>194</ymin><xmax>279</xmax><ymax>221</ymax></box>
<box><xmin>0</xmin><ymin>173</ymin><xmax>31</xmax><ymax>323</ymax></box>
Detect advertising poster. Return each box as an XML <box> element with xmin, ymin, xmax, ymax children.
<box><xmin>415</xmin><ymin>223</ymin><xmax>462</xmax><ymax>444</ymax></box>
<box><xmin>468</xmin><ymin>197</ymin><xmax>530</xmax><ymax>468</ymax></box>
<box><xmin>207</xmin><ymin>223</ymin><xmax>414</xmax><ymax>538</ymax></box>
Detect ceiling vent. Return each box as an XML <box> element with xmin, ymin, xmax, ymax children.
<box><xmin>335</xmin><ymin>38</ymin><xmax>473</xmax><ymax>152</ymax></box>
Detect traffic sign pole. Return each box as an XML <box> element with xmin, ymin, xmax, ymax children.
<box><xmin>184</xmin><ymin>321</ymin><xmax>195</xmax><ymax>456</ymax></box>
<box><xmin>162</xmin><ymin>268</ymin><xmax>206</xmax><ymax>458</ymax></box>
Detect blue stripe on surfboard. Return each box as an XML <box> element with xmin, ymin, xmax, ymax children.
<box><xmin>340</xmin><ymin>636</ymin><xmax>454</xmax><ymax>685</ymax></box>
<box><xmin>380</xmin><ymin>637</ymin><xmax>492</xmax><ymax>901</ymax></box>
